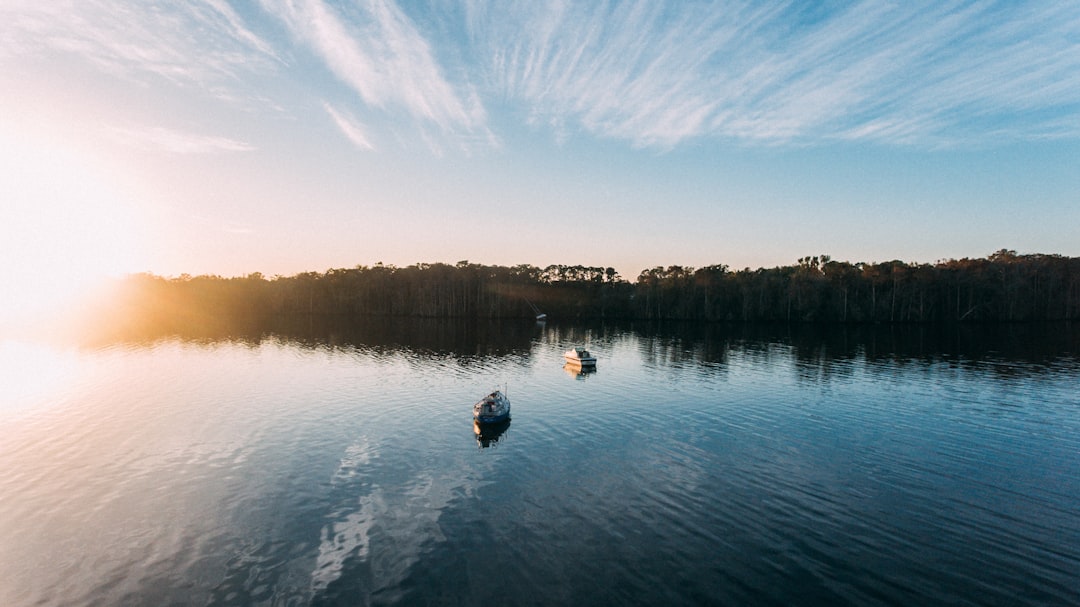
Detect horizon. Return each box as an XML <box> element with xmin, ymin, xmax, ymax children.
<box><xmin>2</xmin><ymin>1</ymin><xmax>1078</xmax><ymax>320</ymax></box>
<box><xmin>112</xmin><ymin>247</ymin><xmax>1068</xmax><ymax>283</ymax></box>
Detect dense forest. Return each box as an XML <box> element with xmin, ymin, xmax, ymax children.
<box><xmin>86</xmin><ymin>250</ymin><xmax>1080</xmax><ymax>337</ymax></box>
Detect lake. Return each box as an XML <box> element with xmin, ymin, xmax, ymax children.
<box><xmin>1</xmin><ymin>321</ymin><xmax>1078</xmax><ymax>606</ymax></box>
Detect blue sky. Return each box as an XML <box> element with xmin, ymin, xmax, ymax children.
<box><xmin>1</xmin><ymin>0</ymin><xmax>1078</xmax><ymax>302</ymax></box>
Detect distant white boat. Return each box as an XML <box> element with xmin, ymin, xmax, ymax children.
<box><xmin>563</xmin><ymin>347</ymin><xmax>596</xmax><ymax>366</ymax></box>
<box><xmin>473</xmin><ymin>389</ymin><xmax>511</xmax><ymax>424</ymax></box>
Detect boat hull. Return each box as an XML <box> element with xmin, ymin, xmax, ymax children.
<box><xmin>473</xmin><ymin>390</ymin><xmax>511</xmax><ymax>424</ymax></box>
<box><xmin>474</xmin><ymin>411</ymin><xmax>511</xmax><ymax>424</ymax></box>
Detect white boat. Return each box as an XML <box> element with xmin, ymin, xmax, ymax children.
<box><xmin>473</xmin><ymin>389</ymin><xmax>511</xmax><ymax>424</ymax></box>
<box><xmin>563</xmin><ymin>347</ymin><xmax>596</xmax><ymax>366</ymax></box>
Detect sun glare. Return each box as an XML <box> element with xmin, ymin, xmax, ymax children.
<box><xmin>0</xmin><ymin>135</ymin><xmax>143</xmax><ymax>331</ymax></box>
<box><xmin>0</xmin><ymin>340</ymin><xmax>83</xmax><ymax>415</ymax></box>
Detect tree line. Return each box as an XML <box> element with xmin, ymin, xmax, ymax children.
<box><xmin>97</xmin><ymin>251</ymin><xmax>1080</xmax><ymax>336</ymax></box>
<box><xmin>633</xmin><ymin>250</ymin><xmax>1080</xmax><ymax>323</ymax></box>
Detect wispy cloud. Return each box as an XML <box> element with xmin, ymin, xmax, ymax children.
<box><xmin>0</xmin><ymin>0</ymin><xmax>280</xmax><ymax>89</ymax></box>
<box><xmin>3</xmin><ymin>0</ymin><xmax>1077</xmax><ymax>152</ymax></box>
<box><xmin>197</xmin><ymin>0</ymin><xmax>283</xmax><ymax>65</ymax></box>
<box><xmin>466</xmin><ymin>0</ymin><xmax>1080</xmax><ymax>147</ymax></box>
<box><xmin>106</xmin><ymin>124</ymin><xmax>255</xmax><ymax>154</ymax></box>
<box><xmin>263</xmin><ymin>0</ymin><xmax>489</xmax><ymax>140</ymax></box>
<box><xmin>323</xmin><ymin>102</ymin><xmax>375</xmax><ymax>151</ymax></box>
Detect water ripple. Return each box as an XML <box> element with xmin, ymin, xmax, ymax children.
<box><xmin>1</xmin><ymin>328</ymin><xmax>1078</xmax><ymax>605</ymax></box>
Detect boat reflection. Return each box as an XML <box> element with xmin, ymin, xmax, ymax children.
<box><xmin>473</xmin><ymin>419</ymin><xmax>511</xmax><ymax>448</ymax></box>
<box><xmin>563</xmin><ymin>362</ymin><xmax>597</xmax><ymax>379</ymax></box>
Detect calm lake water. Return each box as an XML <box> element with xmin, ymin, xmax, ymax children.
<box><xmin>1</xmin><ymin>321</ymin><xmax>1078</xmax><ymax>606</ymax></box>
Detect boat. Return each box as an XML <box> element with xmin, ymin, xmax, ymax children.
<box><xmin>473</xmin><ymin>389</ymin><xmax>511</xmax><ymax>424</ymax></box>
<box><xmin>563</xmin><ymin>347</ymin><xmax>596</xmax><ymax>366</ymax></box>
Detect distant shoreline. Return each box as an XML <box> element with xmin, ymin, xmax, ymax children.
<box><xmin>42</xmin><ymin>250</ymin><xmax>1071</xmax><ymax>342</ymax></box>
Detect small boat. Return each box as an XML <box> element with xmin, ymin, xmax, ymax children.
<box><xmin>473</xmin><ymin>389</ymin><xmax>511</xmax><ymax>424</ymax></box>
<box><xmin>563</xmin><ymin>347</ymin><xmax>596</xmax><ymax>366</ymax></box>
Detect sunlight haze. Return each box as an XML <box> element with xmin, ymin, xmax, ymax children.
<box><xmin>0</xmin><ymin>132</ymin><xmax>146</xmax><ymax>325</ymax></box>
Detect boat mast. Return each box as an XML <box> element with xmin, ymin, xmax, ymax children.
<box><xmin>523</xmin><ymin>297</ymin><xmax>546</xmax><ymax>320</ymax></box>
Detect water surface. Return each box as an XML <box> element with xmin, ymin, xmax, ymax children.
<box><xmin>1</xmin><ymin>322</ymin><xmax>1078</xmax><ymax>605</ymax></box>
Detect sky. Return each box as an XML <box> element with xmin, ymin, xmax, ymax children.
<box><xmin>1</xmin><ymin>0</ymin><xmax>1079</xmax><ymax>319</ymax></box>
